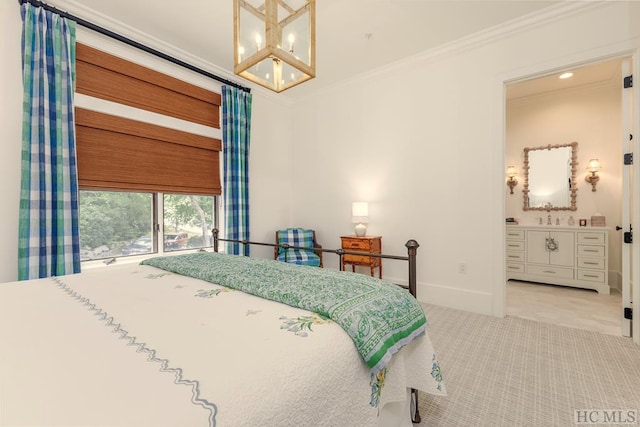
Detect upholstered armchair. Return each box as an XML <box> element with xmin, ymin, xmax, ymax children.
<box><xmin>274</xmin><ymin>228</ymin><xmax>323</xmax><ymax>267</ymax></box>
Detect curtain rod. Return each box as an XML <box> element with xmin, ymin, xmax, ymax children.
<box><xmin>18</xmin><ymin>0</ymin><xmax>251</xmax><ymax>93</ymax></box>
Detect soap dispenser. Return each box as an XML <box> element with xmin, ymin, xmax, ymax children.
<box><xmin>568</xmin><ymin>216</ymin><xmax>575</xmax><ymax>226</ymax></box>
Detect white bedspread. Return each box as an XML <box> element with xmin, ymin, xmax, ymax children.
<box><xmin>0</xmin><ymin>262</ymin><xmax>445</xmax><ymax>426</ymax></box>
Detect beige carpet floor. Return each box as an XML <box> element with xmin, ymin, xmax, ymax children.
<box><xmin>416</xmin><ymin>303</ymin><xmax>640</xmax><ymax>427</ymax></box>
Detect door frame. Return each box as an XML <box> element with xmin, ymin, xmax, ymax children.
<box><xmin>496</xmin><ymin>46</ymin><xmax>640</xmax><ymax>344</ymax></box>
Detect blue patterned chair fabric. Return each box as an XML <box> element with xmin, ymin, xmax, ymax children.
<box><xmin>274</xmin><ymin>228</ymin><xmax>323</xmax><ymax>267</ymax></box>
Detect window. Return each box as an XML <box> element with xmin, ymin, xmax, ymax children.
<box><xmin>79</xmin><ymin>191</ymin><xmax>217</xmax><ymax>261</ymax></box>
<box><xmin>75</xmin><ymin>44</ymin><xmax>223</xmax><ymax>263</ymax></box>
<box><xmin>162</xmin><ymin>194</ymin><xmax>216</xmax><ymax>251</ymax></box>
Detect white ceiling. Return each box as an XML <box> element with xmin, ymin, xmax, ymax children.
<box><xmin>52</xmin><ymin>0</ymin><xmax>563</xmax><ymax>97</ymax></box>
<box><xmin>507</xmin><ymin>57</ymin><xmax>624</xmax><ymax>101</ymax></box>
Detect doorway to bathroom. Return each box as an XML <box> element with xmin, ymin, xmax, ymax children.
<box><xmin>504</xmin><ymin>56</ymin><xmax>635</xmax><ymax>337</ymax></box>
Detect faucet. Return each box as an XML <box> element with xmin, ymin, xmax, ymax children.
<box><xmin>547</xmin><ymin>214</ymin><xmax>552</xmax><ymax>225</ymax></box>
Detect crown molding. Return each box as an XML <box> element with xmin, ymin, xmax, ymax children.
<box><xmin>507</xmin><ymin>77</ymin><xmax>620</xmax><ymax>107</ymax></box>
<box><xmin>309</xmin><ymin>2</ymin><xmax>608</xmax><ymax>98</ymax></box>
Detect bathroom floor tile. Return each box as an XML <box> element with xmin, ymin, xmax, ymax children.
<box><xmin>506</xmin><ymin>280</ymin><xmax>622</xmax><ymax>336</ymax></box>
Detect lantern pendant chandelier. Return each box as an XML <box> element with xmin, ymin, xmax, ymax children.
<box><xmin>233</xmin><ymin>0</ymin><xmax>315</xmax><ymax>93</ymax></box>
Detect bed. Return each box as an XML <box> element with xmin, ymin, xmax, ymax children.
<box><xmin>0</xmin><ymin>237</ymin><xmax>446</xmax><ymax>426</ymax></box>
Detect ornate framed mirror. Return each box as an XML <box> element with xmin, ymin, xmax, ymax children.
<box><xmin>522</xmin><ymin>141</ymin><xmax>578</xmax><ymax>211</ymax></box>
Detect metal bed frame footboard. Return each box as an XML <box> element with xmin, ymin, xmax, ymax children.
<box><xmin>211</xmin><ymin>228</ymin><xmax>423</xmax><ymax>424</ymax></box>
<box><xmin>212</xmin><ymin>229</ymin><xmax>419</xmax><ymax>297</ymax></box>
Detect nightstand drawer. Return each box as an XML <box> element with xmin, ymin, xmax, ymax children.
<box><xmin>342</xmin><ymin>238</ymin><xmax>371</xmax><ymax>251</ymax></box>
<box><xmin>344</xmin><ymin>254</ymin><xmax>378</xmax><ymax>265</ymax></box>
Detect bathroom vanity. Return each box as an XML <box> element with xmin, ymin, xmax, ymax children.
<box><xmin>506</xmin><ymin>225</ymin><xmax>610</xmax><ymax>294</ymax></box>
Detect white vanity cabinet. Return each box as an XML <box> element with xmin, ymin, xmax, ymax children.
<box><xmin>506</xmin><ymin>225</ymin><xmax>609</xmax><ymax>294</ymax></box>
<box><xmin>526</xmin><ymin>230</ymin><xmax>575</xmax><ymax>277</ymax></box>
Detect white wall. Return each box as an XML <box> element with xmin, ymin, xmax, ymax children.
<box><xmin>506</xmin><ymin>81</ymin><xmax>623</xmax><ymax>287</ymax></box>
<box><xmin>290</xmin><ymin>2</ymin><xmax>640</xmax><ymax>315</ymax></box>
<box><xmin>248</xmin><ymin>92</ymin><xmax>296</xmax><ymax>260</ymax></box>
<box><xmin>0</xmin><ymin>1</ymin><xmax>294</xmax><ymax>282</ymax></box>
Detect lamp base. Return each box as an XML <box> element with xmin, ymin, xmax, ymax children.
<box><xmin>354</xmin><ymin>223</ymin><xmax>367</xmax><ymax>237</ymax></box>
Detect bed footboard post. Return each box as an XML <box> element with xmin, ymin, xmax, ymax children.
<box><xmin>405</xmin><ymin>239</ymin><xmax>419</xmax><ymax>298</ymax></box>
<box><xmin>212</xmin><ymin>228</ymin><xmax>219</xmax><ymax>253</ymax></box>
<box><xmin>405</xmin><ymin>239</ymin><xmax>421</xmax><ymax>424</ymax></box>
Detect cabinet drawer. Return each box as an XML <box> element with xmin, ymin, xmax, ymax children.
<box><xmin>506</xmin><ymin>230</ymin><xmax>525</xmax><ymax>240</ymax></box>
<box><xmin>577</xmin><ymin>245</ymin><xmax>605</xmax><ymax>257</ymax></box>
<box><xmin>577</xmin><ymin>232</ymin><xmax>605</xmax><ymax>245</ymax></box>
<box><xmin>577</xmin><ymin>269</ymin><xmax>605</xmax><ymax>283</ymax></box>
<box><xmin>506</xmin><ymin>251</ymin><xmax>525</xmax><ymax>262</ymax></box>
<box><xmin>527</xmin><ymin>264</ymin><xmax>574</xmax><ymax>279</ymax></box>
<box><xmin>342</xmin><ymin>238</ymin><xmax>371</xmax><ymax>251</ymax></box>
<box><xmin>344</xmin><ymin>254</ymin><xmax>379</xmax><ymax>266</ymax></box>
<box><xmin>506</xmin><ymin>241</ymin><xmax>525</xmax><ymax>251</ymax></box>
<box><xmin>578</xmin><ymin>257</ymin><xmax>605</xmax><ymax>270</ymax></box>
<box><xmin>506</xmin><ymin>262</ymin><xmax>524</xmax><ymax>273</ymax></box>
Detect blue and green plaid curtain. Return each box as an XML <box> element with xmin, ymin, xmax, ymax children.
<box><xmin>222</xmin><ymin>86</ymin><xmax>252</xmax><ymax>256</ymax></box>
<box><xmin>18</xmin><ymin>4</ymin><xmax>80</xmax><ymax>280</ymax></box>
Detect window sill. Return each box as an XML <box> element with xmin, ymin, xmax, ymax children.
<box><xmin>81</xmin><ymin>248</ymin><xmax>220</xmax><ymax>271</ymax></box>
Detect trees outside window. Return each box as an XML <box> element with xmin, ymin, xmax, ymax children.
<box><xmin>79</xmin><ymin>191</ymin><xmax>217</xmax><ymax>261</ymax></box>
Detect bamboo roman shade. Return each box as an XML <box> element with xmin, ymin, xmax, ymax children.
<box><xmin>76</xmin><ymin>108</ymin><xmax>221</xmax><ymax>194</ymax></box>
<box><xmin>75</xmin><ymin>43</ymin><xmax>222</xmax><ymax>195</ymax></box>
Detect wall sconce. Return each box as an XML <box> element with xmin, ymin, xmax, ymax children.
<box><xmin>585</xmin><ymin>159</ymin><xmax>601</xmax><ymax>192</ymax></box>
<box><xmin>351</xmin><ymin>202</ymin><xmax>369</xmax><ymax>237</ymax></box>
<box><xmin>506</xmin><ymin>165</ymin><xmax>518</xmax><ymax>194</ymax></box>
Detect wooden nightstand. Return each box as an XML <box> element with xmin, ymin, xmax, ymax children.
<box><xmin>340</xmin><ymin>235</ymin><xmax>382</xmax><ymax>279</ymax></box>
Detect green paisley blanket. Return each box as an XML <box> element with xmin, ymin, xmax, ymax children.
<box><xmin>142</xmin><ymin>252</ymin><xmax>426</xmax><ymax>372</ymax></box>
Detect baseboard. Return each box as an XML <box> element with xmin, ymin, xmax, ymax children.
<box><xmin>609</xmin><ymin>271</ymin><xmax>621</xmax><ymax>292</ymax></box>
<box><xmin>380</xmin><ymin>275</ymin><xmax>495</xmax><ymax>316</ymax></box>
<box><xmin>416</xmin><ymin>281</ymin><xmax>494</xmax><ymax>316</ymax></box>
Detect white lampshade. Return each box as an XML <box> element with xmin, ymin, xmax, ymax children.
<box><xmin>586</xmin><ymin>159</ymin><xmax>602</xmax><ymax>173</ymax></box>
<box><xmin>506</xmin><ymin>165</ymin><xmax>518</xmax><ymax>178</ymax></box>
<box><xmin>351</xmin><ymin>202</ymin><xmax>369</xmax><ymax>223</ymax></box>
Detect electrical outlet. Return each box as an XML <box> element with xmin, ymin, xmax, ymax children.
<box><xmin>458</xmin><ymin>263</ymin><xmax>467</xmax><ymax>274</ymax></box>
